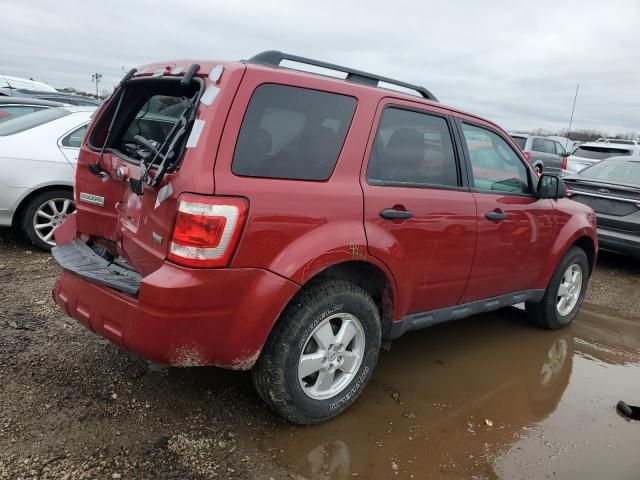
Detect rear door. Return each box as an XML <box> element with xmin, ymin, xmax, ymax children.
<box><xmin>543</xmin><ymin>139</ymin><xmax>563</xmax><ymax>174</ymax></box>
<box><xmin>456</xmin><ymin>120</ymin><xmax>557</xmax><ymax>302</ymax></box>
<box><xmin>361</xmin><ymin>99</ymin><xmax>477</xmax><ymax>316</ymax></box>
<box><xmin>530</xmin><ymin>137</ymin><xmax>549</xmax><ymax>167</ymax></box>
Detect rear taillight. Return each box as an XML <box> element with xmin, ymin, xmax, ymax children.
<box><xmin>168</xmin><ymin>195</ymin><xmax>248</xmax><ymax>268</ymax></box>
<box><xmin>523</xmin><ymin>152</ymin><xmax>532</xmax><ymax>162</ymax></box>
<box><xmin>561</xmin><ymin>155</ymin><xmax>568</xmax><ymax>171</ymax></box>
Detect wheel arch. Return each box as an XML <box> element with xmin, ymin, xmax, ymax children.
<box><xmin>535</xmin><ymin>225</ymin><xmax>597</xmax><ymax>290</ymax></box>
<box><xmin>571</xmin><ymin>235</ymin><xmax>596</xmax><ymax>275</ymax></box>
<box><xmin>11</xmin><ymin>184</ymin><xmax>74</xmax><ymax>228</ymax></box>
<box><xmin>311</xmin><ymin>260</ymin><xmax>396</xmax><ymax>339</ymax></box>
<box><xmin>267</xmin><ymin>259</ymin><xmax>398</xmax><ymax>346</ymax></box>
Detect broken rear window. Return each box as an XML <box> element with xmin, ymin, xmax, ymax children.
<box><xmin>89</xmin><ymin>78</ymin><xmax>202</xmax><ymax>168</ymax></box>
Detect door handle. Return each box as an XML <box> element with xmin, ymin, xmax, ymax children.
<box><xmin>485</xmin><ymin>210</ymin><xmax>508</xmax><ymax>221</ymax></box>
<box><xmin>380</xmin><ymin>208</ymin><xmax>413</xmax><ymax>220</ymax></box>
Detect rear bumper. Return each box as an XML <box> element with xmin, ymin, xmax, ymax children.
<box><xmin>53</xmin><ymin>259</ymin><xmax>299</xmax><ymax>369</ymax></box>
<box><xmin>597</xmin><ymin>226</ymin><xmax>640</xmax><ymax>257</ymax></box>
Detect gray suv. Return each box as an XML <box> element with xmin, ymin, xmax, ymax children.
<box><xmin>510</xmin><ymin>134</ymin><xmax>569</xmax><ymax>175</ymax></box>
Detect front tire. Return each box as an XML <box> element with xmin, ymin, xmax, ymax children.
<box><xmin>21</xmin><ymin>189</ymin><xmax>75</xmax><ymax>251</ymax></box>
<box><xmin>526</xmin><ymin>246</ymin><xmax>589</xmax><ymax>329</ymax></box>
<box><xmin>252</xmin><ymin>280</ymin><xmax>381</xmax><ymax>424</ymax></box>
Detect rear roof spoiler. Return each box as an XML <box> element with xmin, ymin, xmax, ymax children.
<box><xmin>248</xmin><ymin>50</ymin><xmax>438</xmax><ymax>102</ymax></box>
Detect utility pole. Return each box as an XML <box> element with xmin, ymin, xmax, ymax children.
<box><xmin>91</xmin><ymin>73</ymin><xmax>103</xmax><ymax>98</ymax></box>
<box><xmin>565</xmin><ymin>83</ymin><xmax>580</xmax><ymax>151</ymax></box>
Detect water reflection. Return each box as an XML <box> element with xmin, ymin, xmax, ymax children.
<box><xmin>253</xmin><ymin>305</ymin><xmax>640</xmax><ymax>479</ymax></box>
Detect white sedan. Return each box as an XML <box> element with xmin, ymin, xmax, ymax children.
<box><xmin>0</xmin><ymin>106</ymin><xmax>96</xmax><ymax>249</ymax></box>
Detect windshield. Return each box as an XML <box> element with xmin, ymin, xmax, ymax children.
<box><xmin>511</xmin><ymin>136</ymin><xmax>527</xmax><ymax>150</ymax></box>
<box><xmin>580</xmin><ymin>159</ymin><xmax>640</xmax><ymax>186</ymax></box>
<box><xmin>0</xmin><ymin>107</ymin><xmax>69</xmax><ymax>136</ymax></box>
<box><xmin>572</xmin><ymin>146</ymin><xmax>631</xmax><ymax>160</ymax></box>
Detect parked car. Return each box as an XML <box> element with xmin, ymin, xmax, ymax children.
<box><xmin>564</xmin><ymin>157</ymin><xmax>640</xmax><ymax>257</ymax></box>
<box><xmin>0</xmin><ymin>74</ymin><xmax>57</xmax><ymax>93</ymax></box>
<box><xmin>0</xmin><ymin>96</ymin><xmax>65</xmax><ymax>123</ymax></box>
<box><xmin>595</xmin><ymin>138</ymin><xmax>638</xmax><ymax>145</ymax></box>
<box><xmin>51</xmin><ymin>51</ymin><xmax>597</xmax><ymax>424</ymax></box>
<box><xmin>4</xmin><ymin>88</ymin><xmax>102</xmax><ymax>107</ymax></box>
<box><xmin>510</xmin><ymin>134</ymin><xmax>569</xmax><ymax>174</ymax></box>
<box><xmin>0</xmin><ymin>106</ymin><xmax>96</xmax><ymax>250</ymax></box>
<box><xmin>562</xmin><ymin>141</ymin><xmax>640</xmax><ymax>175</ymax></box>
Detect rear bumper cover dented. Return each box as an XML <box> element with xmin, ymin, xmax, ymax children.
<box><xmin>52</xmin><ymin>248</ymin><xmax>299</xmax><ymax>369</ymax></box>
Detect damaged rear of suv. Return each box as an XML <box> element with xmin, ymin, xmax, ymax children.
<box><xmin>52</xmin><ymin>51</ymin><xmax>597</xmax><ymax>424</ymax></box>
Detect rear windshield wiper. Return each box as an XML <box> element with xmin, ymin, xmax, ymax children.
<box><xmin>129</xmin><ymin>91</ymin><xmax>199</xmax><ymax>195</ymax></box>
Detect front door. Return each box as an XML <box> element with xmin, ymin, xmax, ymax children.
<box><xmin>361</xmin><ymin>99</ymin><xmax>477</xmax><ymax>317</ymax></box>
<box><xmin>456</xmin><ymin>121</ymin><xmax>557</xmax><ymax>302</ymax></box>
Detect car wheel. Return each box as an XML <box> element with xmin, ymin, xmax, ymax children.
<box><xmin>525</xmin><ymin>246</ymin><xmax>589</xmax><ymax>330</ymax></box>
<box><xmin>252</xmin><ymin>280</ymin><xmax>381</xmax><ymax>424</ymax></box>
<box><xmin>21</xmin><ymin>189</ymin><xmax>75</xmax><ymax>251</ymax></box>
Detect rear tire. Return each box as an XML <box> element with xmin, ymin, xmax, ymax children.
<box><xmin>526</xmin><ymin>246</ymin><xmax>589</xmax><ymax>330</ymax></box>
<box><xmin>252</xmin><ymin>280</ymin><xmax>381</xmax><ymax>425</ymax></box>
<box><xmin>21</xmin><ymin>189</ymin><xmax>75</xmax><ymax>251</ymax></box>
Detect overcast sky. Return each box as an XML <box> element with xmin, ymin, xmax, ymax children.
<box><xmin>2</xmin><ymin>0</ymin><xmax>638</xmax><ymax>134</ymax></box>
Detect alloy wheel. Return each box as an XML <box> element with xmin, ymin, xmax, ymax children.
<box><xmin>556</xmin><ymin>263</ymin><xmax>583</xmax><ymax>316</ymax></box>
<box><xmin>298</xmin><ymin>313</ymin><xmax>366</xmax><ymax>400</ymax></box>
<box><xmin>32</xmin><ymin>198</ymin><xmax>75</xmax><ymax>246</ymax></box>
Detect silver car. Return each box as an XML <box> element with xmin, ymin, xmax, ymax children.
<box><xmin>510</xmin><ymin>134</ymin><xmax>568</xmax><ymax>175</ymax></box>
<box><xmin>562</xmin><ymin>141</ymin><xmax>640</xmax><ymax>175</ymax></box>
<box><xmin>0</xmin><ymin>106</ymin><xmax>96</xmax><ymax>250</ymax></box>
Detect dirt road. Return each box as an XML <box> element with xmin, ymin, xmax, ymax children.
<box><xmin>1</xmin><ymin>228</ymin><xmax>639</xmax><ymax>479</ymax></box>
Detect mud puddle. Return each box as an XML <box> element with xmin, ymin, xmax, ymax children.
<box><xmin>251</xmin><ymin>304</ymin><xmax>640</xmax><ymax>479</ymax></box>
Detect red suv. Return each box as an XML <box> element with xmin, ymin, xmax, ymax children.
<box><xmin>51</xmin><ymin>51</ymin><xmax>597</xmax><ymax>424</ymax></box>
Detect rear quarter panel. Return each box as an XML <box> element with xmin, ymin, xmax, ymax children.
<box><xmin>214</xmin><ymin>65</ymin><xmax>399</xmax><ymax>301</ymax></box>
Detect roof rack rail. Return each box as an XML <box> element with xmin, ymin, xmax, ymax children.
<box><xmin>248</xmin><ymin>50</ymin><xmax>438</xmax><ymax>102</ymax></box>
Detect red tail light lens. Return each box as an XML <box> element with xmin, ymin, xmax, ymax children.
<box><xmin>168</xmin><ymin>195</ymin><xmax>247</xmax><ymax>268</ymax></box>
<box><xmin>523</xmin><ymin>152</ymin><xmax>531</xmax><ymax>162</ymax></box>
<box><xmin>561</xmin><ymin>155</ymin><xmax>568</xmax><ymax>171</ymax></box>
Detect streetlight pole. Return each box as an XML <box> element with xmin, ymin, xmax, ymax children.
<box><xmin>91</xmin><ymin>73</ymin><xmax>103</xmax><ymax>98</ymax></box>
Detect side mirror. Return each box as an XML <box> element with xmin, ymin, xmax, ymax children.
<box><xmin>538</xmin><ymin>174</ymin><xmax>567</xmax><ymax>199</ymax></box>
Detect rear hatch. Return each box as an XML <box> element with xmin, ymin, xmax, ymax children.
<box><xmin>568</xmin><ymin>145</ymin><xmax>632</xmax><ymax>173</ymax></box>
<box><xmin>72</xmin><ymin>62</ymin><xmax>242</xmax><ymax>276</ymax></box>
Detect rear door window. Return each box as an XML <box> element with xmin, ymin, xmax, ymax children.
<box><xmin>61</xmin><ymin>124</ymin><xmax>88</xmax><ymax>148</ymax></box>
<box><xmin>232</xmin><ymin>84</ymin><xmax>356</xmax><ymax>180</ymax></box>
<box><xmin>543</xmin><ymin>139</ymin><xmax>556</xmax><ymax>154</ymax></box>
<box><xmin>367</xmin><ymin>107</ymin><xmax>459</xmax><ymax>187</ymax></box>
<box><xmin>532</xmin><ymin>138</ymin><xmax>545</xmax><ymax>152</ymax></box>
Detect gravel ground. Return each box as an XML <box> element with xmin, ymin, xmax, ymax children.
<box><xmin>1</xmin><ymin>226</ymin><xmax>638</xmax><ymax>479</ymax></box>
<box><xmin>0</xmin><ymin>229</ymin><xmax>293</xmax><ymax>480</ymax></box>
